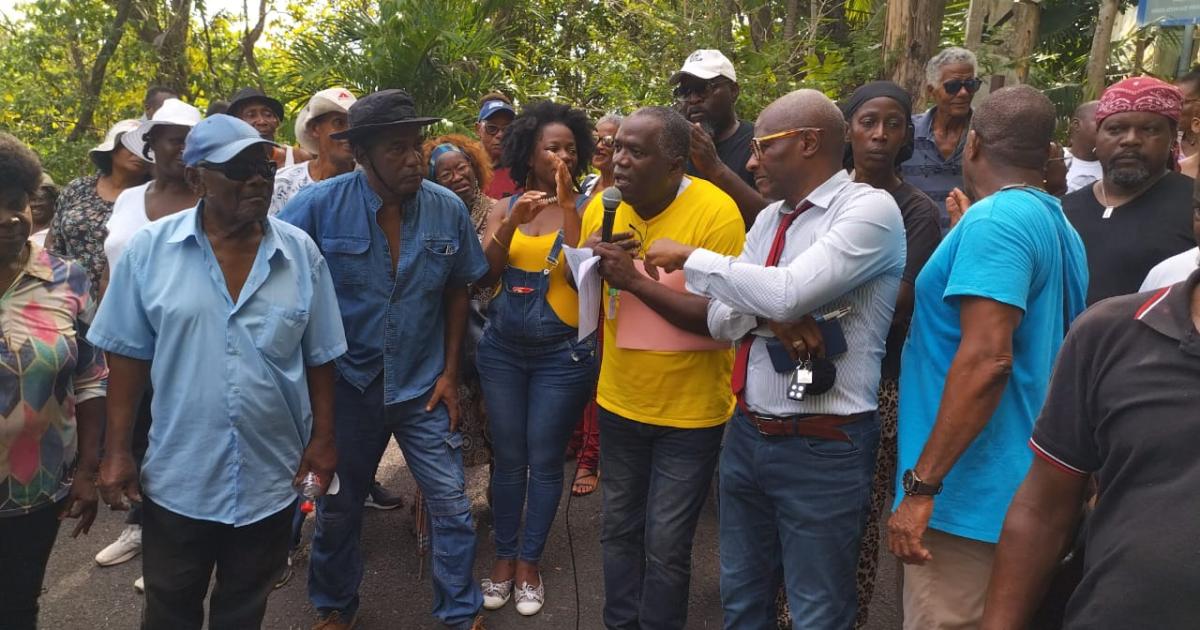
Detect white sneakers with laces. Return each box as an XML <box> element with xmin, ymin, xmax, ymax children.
<box><xmin>95</xmin><ymin>524</ymin><xmax>142</xmax><ymax>566</ymax></box>
<box><xmin>481</xmin><ymin>577</ymin><xmax>513</xmax><ymax>610</ymax></box>
<box><xmin>514</xmin><ymin>575</ymin><xmax>545</xmax><ymax>617</ymax></box>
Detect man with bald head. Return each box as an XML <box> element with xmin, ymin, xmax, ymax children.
<box><xmin>1065</xmin><ymin>100</ymin><xmax>1101</xmax><ymax>193</ymax></box>
<box><xmin>646</xmin><ymin>89</ymin><xmax>905</xmax><ymax>628</ymax></box>
<box><xmin>888</xmin><ymin>85</ymin><xmax>1088</xmax><ymax>629</ymax></box>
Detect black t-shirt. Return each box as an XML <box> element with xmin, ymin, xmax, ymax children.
<box><xmin>881</xmin><ymin>182</ymin><xmax>943</xmax><ymax>380</ymax></box>
<box><xmin>688</xmin><ymin>120</ymin><xmax>755</xmax><ymax>189</ymax></box>
<box><xmin>1061</xmin><ymin>171</ymin><xmax>1195</xmax><ymax>305</ymax></box>
<box><xmin>1030</xmin><ymin>270</ymin><xmax>1200</xmax><ymax>629</ymax></box>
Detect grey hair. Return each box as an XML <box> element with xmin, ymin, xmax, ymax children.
<box><xmin>596</xmin><ymin>113</ymin><xmax>624</xmax><ymax>128</ymax></box>
<box><xmin>925</xmin><ymin>47</ymin><xmax>978</xmax><ymax>87</ymax></box>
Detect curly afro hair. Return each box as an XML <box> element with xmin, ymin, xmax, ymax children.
<box><xmin>422</xmin><ymin>133</ymin><xmax>493</xmax><ymax>191</ymax></box>
<box><xmin>500</xmin><ymin>100</ymin><xmax>595</xmax><ymax>188</ymax></box>
<box><xmin>0</xmin><ymin>132</ymin><xmax>43</xmax><ymax>211</ymax></box>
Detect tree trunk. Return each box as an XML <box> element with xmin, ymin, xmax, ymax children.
<box><xmin>783</xmin><ymin>0</ymin><xmax>800</xmax><ymax>41</ymax></box>
<box><xmin>713</xmin><ymin>0</ymin><xmax>735</xmax><ymax>48</ymax></box>
<box><xmin>748</xmin><ymin>0</ymin><xmax>773</xmax><ymax>52</ymax></box>
<box><xmin>1009</xmin><ymin>0</ymin><xmax>1042</xmax><ymax>83</ymax></box>
<box><xmin>965</xmin><ymin>0</ymin><xmax>1005</xmax><ymax>50</ymax></box>
<box><xmin>1085</xmin><ymin>0</ymin><xmax>1120</xmax><ymax>100</ymax></box>
<box><xmin>68</xmin><ymin>0</ymin><xmax>135</xmax><ymax>141</ymax></box>
<box><xmin>883</xmin><ymin>0</ymin><xmax>947</xmax><ymax>106</ymax></box>
<box><xmin>240</xmin><ymin>0</ymin><xmax>269</xmax><ymax>87</ymax></box>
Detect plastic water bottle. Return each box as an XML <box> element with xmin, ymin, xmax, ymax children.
<box><xmin>299</xmin><ymin>472</ymin><xmax>321</xmax><ymax>514</ymax></box>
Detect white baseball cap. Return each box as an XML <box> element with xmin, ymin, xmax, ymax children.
<box><xmin>121</xmin><ymin>98</ymin><xmax>202</xmax><ymax>163</ymax></box>
<box><xmin>294</xmin><ymin>87</ymin><xmax>358</xmax><ymax>154</ymax></box>
<box><xmin>670</xmin><ymin>49</ymin><xmax>737</xmax><ymax>84</ymax></box>
<box><xmin>90</xmin><ymin>119</ymin><xmax>142</xmax><ymax>157</ymax></box>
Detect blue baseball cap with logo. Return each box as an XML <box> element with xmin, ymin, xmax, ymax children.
<box><xmin>183</xmin><ymin>114</ymin><xmax>280</xmax><ymax>167</ymax></box>
<box><xmin>478</xmin><ymin>99</ymin><xmax>516</xmax><ymax>122</ymax></box>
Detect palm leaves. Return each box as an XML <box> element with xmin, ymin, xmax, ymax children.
<box><xmin>276</xmin><ymin>0</ymin><xmax>515</xmax><ymax>127</ymax></box>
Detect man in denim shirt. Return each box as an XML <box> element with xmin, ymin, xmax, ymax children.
<box><xmin>901</xmin><ymin>47</ymin><xmax>981</xmax><ymax>232</ymax></box>
<box><xmin>280</xmin><ymin>90</ymin><xmax>489</xmax><ymax>630</ymax></box>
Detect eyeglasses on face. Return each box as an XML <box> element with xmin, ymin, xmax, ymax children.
<box><xmin>594</xmin><ymin>134</ymin><xmax>615</xmax><ymax>148</ymax></box>
<box><xmin>750</xmin><ymin>127</ymin><xmax>823</xmax><ymax>160</ymax></box>
<box><xmin>483</xmin><ymin>123</ymin><xmax>507</xmax><ymax>137</ymax></box>
<box><xmin>673</xmin><ymin>80</ymin><xmax>729</xmax><ymax>101</ymax></box>
<box><xmin>199</xmin><ymin>159</ymin><xmax>277</xmax><ymax>182</ymax></box>
<box><xmin>943</xmin><ymin>78</ymin><xmax>983</xmax><ymax>96</ymax></box>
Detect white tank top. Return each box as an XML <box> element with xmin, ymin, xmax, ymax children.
<box><xmin>104</xmin><ymin>182</ymin><xmax>152</xmax><ymax>268</ymax></box>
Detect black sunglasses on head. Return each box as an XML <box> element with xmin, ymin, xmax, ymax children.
<box><xmin>943</xmin><ymin>78</ymin><xmax>983</xmax><ymax>95</ymax></box>
<box><xmin>199</xmin><ymin>159</ymin><xmax>277</xmax><ymax>182</ymax></box>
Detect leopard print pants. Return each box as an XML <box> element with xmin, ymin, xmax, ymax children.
<box><xmin>775</xmin><ymin>378</ymin><xmax>899</xmax><ymax>629</ymax></box>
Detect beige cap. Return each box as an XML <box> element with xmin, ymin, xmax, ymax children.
<box><xmin>294</xmin><ymin>87</ymin><xmax>358</xmax><ymax>155</ymax></box>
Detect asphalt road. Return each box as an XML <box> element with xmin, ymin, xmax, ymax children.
<box><xmin>38</xmin><ymin>444</ymin><xmax>901</xmax><ymax>629</ymax></box>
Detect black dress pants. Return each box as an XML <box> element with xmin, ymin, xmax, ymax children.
<box><xmin>0</xmin><ymin>501</ymin><xmax>64</xmax><ymax>630</ymax></box>
<box><xmin>141</xmin><ymin>496</ymin><xmax>291</xmax><ymax>630</ymax></box>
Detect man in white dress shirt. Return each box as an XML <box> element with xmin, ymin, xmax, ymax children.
<box><xmin>646</xmin><ymin>89</ymin><xmax>905</xmax><ymax>629</ymax></box>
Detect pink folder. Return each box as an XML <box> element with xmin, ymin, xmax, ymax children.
<box><xmin>613</xmin><ymin>260</ymin><xmax>732</xmax><ymax>352</ymax></box>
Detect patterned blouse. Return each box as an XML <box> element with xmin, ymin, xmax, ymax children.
<box><xmin>48</xmin><ymin>174</ymin><xmax>113</xmax><ymax>301</ymax></box>
<box><xmin>0</xmin><ymin>244</ymin><xmax>107</xmax><ymax>517</ymax></box>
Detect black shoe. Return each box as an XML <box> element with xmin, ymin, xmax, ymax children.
<box><xmin>364</xmin><ymin>481</ymin><xmax>404</xmax><ymax>510</ymax></box>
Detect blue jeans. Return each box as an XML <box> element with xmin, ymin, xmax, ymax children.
<box><xmin>719</xmin><ymin>409</ymin><xmax>879</xmax><ymax>630</ymax></box>
<box><xmin>308</xmin><ymin>375</ymin><xmax>481</xmax><ymax>629</ymax></box>
<box><xmin>598</xmin><ymin>407</ymin><xmax>724</xmax><ymax>630</ymax></box>
<box><xmin>477</xmin><ymin>330</ymin><xmax>597</xmax><ymax>562</ymax></box>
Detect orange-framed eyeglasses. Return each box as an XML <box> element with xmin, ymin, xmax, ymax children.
<box><xmin>750</xmin><ymin>127</ymin><xmax>823</xmax><ymax>160</ymax></box>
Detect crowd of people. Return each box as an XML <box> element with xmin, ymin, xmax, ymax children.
<box><xmin>0</xmin><ymin>43</ymin><xmax>1197</xmax><ymax>630</ymax></box>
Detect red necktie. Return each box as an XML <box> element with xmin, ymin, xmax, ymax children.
<box><xmin>731</xmin><ymin>201</ymin><xmax>813</xmax><ymax>395</ymax></box>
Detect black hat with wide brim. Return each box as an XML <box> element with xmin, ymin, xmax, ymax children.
<box><xmin>330</xmin><ymin>89</ymin><xmax>441</xmax><ymax>141</ymax></box>
<box><xmin>227</xmin><ymin>87</ymin><xmax>285</xmax><ymax>120</ymax></box>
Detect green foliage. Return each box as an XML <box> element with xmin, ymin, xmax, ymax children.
<box><xmin>0</xmin><ymin>0</ymin><xmax>1177</xmax><ymax>180</ymax></box>
<box><xmin>273</xmin><ymin>0</ymin><xmax>513</xmax><ymax>129</ymax></box>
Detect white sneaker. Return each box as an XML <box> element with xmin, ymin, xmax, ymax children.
<box><xmin>481</xmin><ymin>577</ymin><xmax>513</xmax><ymax>610</ymax></box>
<box><xmin>133</xmin><ymin>576</ymin><xmax>145</xmax><ymax>594</ymax></box>
<box><xmin>514</xmin><ymin>576</ymin><xmax>544</xmax><ymax>616</ymax></box>
<box><xmin>95</xmin><ymin>525</ymin><xmax>142</xmax><ymax>566</ymax></box>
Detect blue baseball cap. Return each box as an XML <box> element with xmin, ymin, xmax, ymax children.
<box><xmin>478</xmin><ymin>99</ymin><xmax>516</xmax><ymax>122</ymax></box>
<box><xmin>182</xmin><ymin>114</ymin><xmax>280</xmax><ymax>167</ymax></box>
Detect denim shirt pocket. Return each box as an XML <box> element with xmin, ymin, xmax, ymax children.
<box><xmin>419</xmin><ymin>235</ymin><xmax>459</xmax><ymax>291</ymax></box>
<box><xmin>256</xmin><ymin>306</ymin><xmax>310</xmax><ymax>362</ymax></box>
<box><xmin>321</xmin><ymin>236</ymin><xmax>370</xmax><ymax>288</ymax></box>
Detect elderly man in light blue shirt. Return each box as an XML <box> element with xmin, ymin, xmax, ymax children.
<box><xmin>90</xmin><ymin>115</ymin><xmax>347</xmax><ymax>630</ymax></box>
<box><xmin>647</xmin><ymin>89</ymin><xmax>904</xmax><ymax>629</ymax></box>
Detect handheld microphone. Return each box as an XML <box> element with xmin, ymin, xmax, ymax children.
<box><xmin>600</xmin><ymin>187</ymin><xmax>621</xmax><ymax>243</ymax></box>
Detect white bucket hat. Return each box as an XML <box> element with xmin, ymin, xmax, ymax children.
<box><xmin>121</xmin><ymin>98</ymin><xmax>202</xmax><ymax>163</ymax></box>
<box><xmin>90</xmin><ymin>119</ymin><xmax>142</xmax><ymax>158</ymax></box>
<box><xmin>294</xmin><ymin>87</ymin><xmax>358</xmax><ymax>155</ymax></box>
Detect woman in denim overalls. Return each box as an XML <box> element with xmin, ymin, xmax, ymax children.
<box><xmin>475</xmin><ymin>101</ymin><xmax>599</xmax><ymax>617</ymax></box>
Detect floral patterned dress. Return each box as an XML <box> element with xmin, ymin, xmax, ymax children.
<box><xmin>47</xmin><ymin>174</ymin><xmax>113</xmax><ymax>302</ymax></box>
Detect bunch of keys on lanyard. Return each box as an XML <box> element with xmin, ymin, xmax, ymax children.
<box><xmin>786</xmin><ymin>305</ymin><xmax>853</xmax><ymax>401</ymax></box>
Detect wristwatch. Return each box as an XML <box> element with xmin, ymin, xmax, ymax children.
<box><xmin>902</xmin><ymin>469</ymin><xmax>942</xmax><ymax>497</ymax></box>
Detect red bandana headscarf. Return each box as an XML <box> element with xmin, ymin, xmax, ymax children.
<box><xmin>1095</xmin><ymin>76</ymin><xmax>1183</xmax><ymax>126</ymax></box>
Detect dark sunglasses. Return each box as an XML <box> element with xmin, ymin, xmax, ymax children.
<box><xmin>673</xmin><ymin>80</ymin><xmax>729</xmax><ymax>101</ymax></box>
<box><xmin>199</xmin><ymin>159</ymin><xmax>277</xmax><ymax>182</ymax></box>
<box><xmin>595</xmin><ymin>134</ymin><xmax>615</xmax><ymax>148</ymax></box>
<box><xmin>943</xmin><ymin>78</ymin><xmax>983</xmax><ymax>95</ymax></box>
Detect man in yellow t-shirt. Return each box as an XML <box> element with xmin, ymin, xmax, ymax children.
<box><xmin>583</xmin><ymin>106</ymin><xmax>744</xmax><ymax>630</ymax></box>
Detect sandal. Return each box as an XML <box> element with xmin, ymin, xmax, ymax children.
<box><xmin>571</xmin><ymin>469</ymin><xmax>599</xmax><ymax>496</ymax></box>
